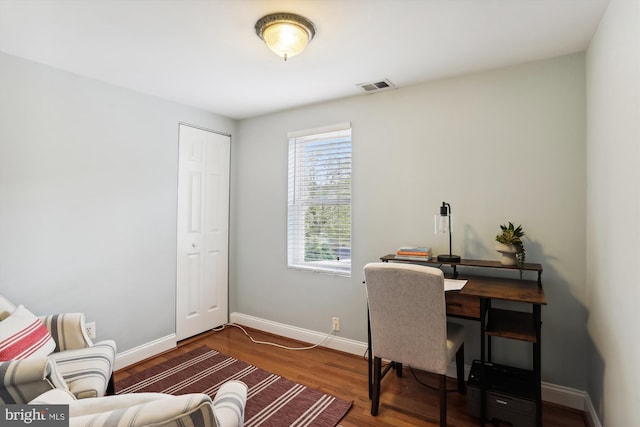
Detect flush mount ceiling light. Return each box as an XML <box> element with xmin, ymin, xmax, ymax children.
<box><xmin>255</xmin><ymin>12</ymin><xmax>316</xmax><ymax>61</ymax></box>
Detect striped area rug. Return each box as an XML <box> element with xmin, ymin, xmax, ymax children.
<box><xmin>116</xmin><ymin>345</ymin><xmax>352</xmax><ymax>427</ymax></box>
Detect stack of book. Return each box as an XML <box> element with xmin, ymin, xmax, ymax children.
<box><xmin>395</xmin><ymin>246</ymin><xmax>432</xmax><ymax>261</ymax></box>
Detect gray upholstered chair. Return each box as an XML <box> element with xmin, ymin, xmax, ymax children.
<box><xmin>0</xmin><ymin>294</ymin><xmax>116</xmax><ymax>403</ymax></box>
<box><xmin>29</xmin><ymin>380</ymin><xmax>248</xmax><ymax>427</ymax></box>
<box><xmin>363</xmin><ymin>262</ymin><xmax>465</xmax><ymax>427</ymax></box>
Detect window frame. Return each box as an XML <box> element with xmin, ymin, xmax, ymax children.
<box><xmin>287</xmin><ymin>123</ymin><xmax>352</xmax><ymax>277</ymax></box>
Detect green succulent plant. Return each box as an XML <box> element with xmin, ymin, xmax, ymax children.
<box><xmin>496</xmin><ymin>222</ymin><xmax>524</xmax><ymax>246</ymax></box>
<box><xmin>496</xmin><ymin>222</ymin><xmax>526</xmax><ymax>273</ymax></box>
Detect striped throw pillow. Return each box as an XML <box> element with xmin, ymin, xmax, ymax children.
<box><xmin>0</xmin><ymin>305</ymin><xmax>56</xmax><ymax>361</ymax></box>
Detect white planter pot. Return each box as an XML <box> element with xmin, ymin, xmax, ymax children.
<box><xmin>495</xmin><ymin>243</ymin><xmax>517</xmax><ymax>266</ymax></box>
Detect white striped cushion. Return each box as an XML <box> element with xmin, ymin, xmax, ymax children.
<box><xmin>0</xmin><ymin>358</ymin><xmax>67</xmax><ymax>403</ymax></box>
<box><xmin>0</xmin><ymin>305</ymin><xmax>56</xmax><ymax>361</ymax></box>
<box><xmin>40</xmin><ymin>313</ymin><xmax>92</xmax><ymax>351</ymax></box>
<box><xmin>29</xmin><ymin>388</ymin><xmax>77</xmax><ymax>405</ymax></box>
<box><xmin>213</xmin><ymin>380</ymin><xmax>247</xmax><ymax>427</ymax></box>
<box><xmin>30</xmin><ymin>391</ymin><xmax>217</xmax><ymax>427</ymax></box>
<box><xmin>48</xmin><ymin>340</ymin><xmax>116</xmax><ymax>399</ymax></box>
<box><xmin>68</xmin><ymin>393</ymin><xmax>216</xmax><ymax>427</ymax></box>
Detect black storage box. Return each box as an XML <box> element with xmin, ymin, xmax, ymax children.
<box><xmin>467</xmin><ymin>360</ymin><xmax>537</xmax><ymax>427</ymax></box>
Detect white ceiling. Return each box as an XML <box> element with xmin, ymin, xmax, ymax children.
<box><xmin>0</xmin><ymin>0</ymin><xmax>609</xmax><ymax>120</ymax></box>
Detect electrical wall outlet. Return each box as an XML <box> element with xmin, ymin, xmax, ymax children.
<box><xmin>332</xmin><ymin>317</ymin><xmax>340</xmax><ymax>332</ymax></box>
<box><xmin>85</xmin><ymin>321</ymin><xmax>96</xmax><ymax>339</ymax></box>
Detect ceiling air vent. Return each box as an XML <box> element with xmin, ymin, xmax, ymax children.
<box><xmin>357</xmin><ymin>79</ymin><xmax>395</xmax><ymax>93</ymax></box>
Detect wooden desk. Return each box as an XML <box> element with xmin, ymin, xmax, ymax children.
<box><xmin>373</xmin><ymin>255</ymin><xmax>547</xmax><ymax>427</ymax></box>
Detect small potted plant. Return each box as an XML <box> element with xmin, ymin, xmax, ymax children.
<box><xmin>495</xmin><ymin>222</ymin><xmax>526</xmax><ymax>272</ymax></box>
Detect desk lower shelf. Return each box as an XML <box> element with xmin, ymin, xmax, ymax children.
<box><xmin>486</xmin><ymin>309</ymin><xmax>537</xmax><ymax>343</ymax></box>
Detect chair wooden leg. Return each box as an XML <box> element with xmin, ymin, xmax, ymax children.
<box><xmin>439</xmin><ymin>374</ymin><xmax>447</xmax><ymax>427</ymax></box>
<box><xmin>456</xmin><ymin>344</ymin><xmax>466</xmax><ymax>394</ymax></box>
<box><xmin>371</xmin><ymin>357</ymin><xmax>382</xmax><ymax>416</ymax></box>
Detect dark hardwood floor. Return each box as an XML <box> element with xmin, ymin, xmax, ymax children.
<box><xmin>115</xmin><ymin>325</ymin><xmax>587</xmax><ymax>427</ymax></box>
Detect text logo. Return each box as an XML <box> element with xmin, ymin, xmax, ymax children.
<box><xmin>1</xmin><ymin>405</ymin><xmax>68</xmax><ymax>426</ymax></box>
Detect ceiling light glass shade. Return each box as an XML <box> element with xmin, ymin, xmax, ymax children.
<box><xmin>255</xmin><ymin>13</ymin><xmax>316</xmax><ymax>61</ymax></box>
<box><xmin>263</xmin><ymin>23</ymin><xmax>308</xmax><ymax>60</ymax></box>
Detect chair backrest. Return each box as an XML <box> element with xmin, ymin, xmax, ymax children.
<box><xmin>364</xmin><ymin>262</ymin><xmax>449</xmax><ymax>375</ymax></box>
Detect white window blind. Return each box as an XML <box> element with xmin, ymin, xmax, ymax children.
<box><xmin>287</xmin><ymin>123</ymin><xmax>352</xmax><ymax>276</ymax></box>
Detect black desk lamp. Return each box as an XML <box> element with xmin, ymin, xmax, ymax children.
<box><xmin>435</xmin><ymin>201</ymin><xmax>461</xmax><ymax>262</ymax></box>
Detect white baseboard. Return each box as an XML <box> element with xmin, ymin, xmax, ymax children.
<box><xmin>115</xmin><ymin>334</ymin><xmax>177</xmax><ymax>370</ymax></box>
<box><xmin>541</xmin><ymin>381</ymin><xmax>587</xmax><ymax>411</ymax></box>
<box><xmin>230</xmin><ymin>312</ymin><xmax>368</xmax><ymax>356</ymax></box>
<box><xmin>584</xmin><ymin>393</ymin><xmax>603</xmax><ymax>427</ymax></box>
<box><xmin>230</xmin><ymin>311</ymin><xmax>590</xmax><ymax>413</ymax></box>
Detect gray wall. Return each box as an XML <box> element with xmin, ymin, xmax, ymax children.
<box><xmin>232</xmin><ymin>53</ymin><xmax>588</xmax><ymax>389</ymax></box>
<box><xmin>0</xmin><ymin>51</ymin><xmax>235</xmax><ymax>352</ymax></box>
<box><xmin>586</xmin><ymin>0</ymin><xmax>640</xmax><ymax>424</ymax></box>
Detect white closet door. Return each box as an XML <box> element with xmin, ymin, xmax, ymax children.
<box><xmin>176</xmin><ymin>124</ymin><xmax>230</xmax><ymax>340</ymax></box>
